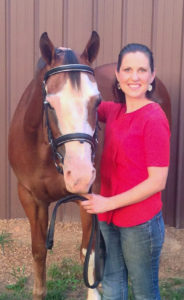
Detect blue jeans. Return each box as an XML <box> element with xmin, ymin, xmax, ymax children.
<box><xmin>100</xmin><ymin>211</ymin><xmax>165</xmax><ymax>300</ymax></box>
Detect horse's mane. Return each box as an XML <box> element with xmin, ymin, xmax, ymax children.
<box><xmin>36</xmin><ymin>49</ymin><xmax>81</xmax><ymax>88</ymax></box>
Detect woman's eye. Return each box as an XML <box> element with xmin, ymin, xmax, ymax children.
<box><xmin>123</xmin><ymin>68</ymin><xmax>131</xmax><ymax>72</ymax></box>
<box><xmin>139</xmin><ymin>68</ymin><xmax>147</xmax><ymax>72</ymax></box>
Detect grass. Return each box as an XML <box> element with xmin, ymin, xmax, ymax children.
<box><xmin>0</xmin><ymin>258</ymin><xmax>183</xmax><ymax>299</ymax></box>
<box><xmin>0</xmin><ymin>231</ymin><xmax>12</xmax><ymax>254</ymax></box>
<box><xmin>46</xmin><ymin>258</ymin><xmax>83</xmax><ymax>299</ymax></box>
<box><xmin>2</xmin><ymin>266</ymin><xmax>31</xmax><ymax>300</ymax></box>
<box><xmin>128</xmin><ymin>278</ymin><xmax>184</xmax><ymax>300</ymax></box>
<box><xmin>7</xmin><ymin>266</ymin><xmax>28</xmax><ymax>292</ymax></box>
<box><xmin>160</xmin><ymin>278</ymin><xmax>184</xmax><ymax>300</ymax></box>
<box><xmin>0</xmin><ymin>258</ymin><xmax>83</xmax><ymax>300</ymax></box>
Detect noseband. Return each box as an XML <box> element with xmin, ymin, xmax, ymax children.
<box><xmin>42</xmin><ymin>64</ymin><xmax>98</xmax><ymax>174</ymax></box>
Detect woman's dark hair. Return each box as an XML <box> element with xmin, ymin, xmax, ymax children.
<box><xmin>113</xmin><ymin>43</ymin><xmax>156</xmax><ymax>103</ymax></box>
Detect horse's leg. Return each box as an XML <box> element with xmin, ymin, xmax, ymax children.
<box><xmin>18</xmin><ymin>183</ymin><xmax>48</xmax><ymax>300</ymax></box>
<box><xmin>80</xmin><ymin>206</ymin><xmax>101</xmax><ymax>300</ymax></box>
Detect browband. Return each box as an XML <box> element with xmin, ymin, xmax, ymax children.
<box><xmin>44</xmin><ymin>64</ymin><xmax>94</xmax><ymax>82</ymax></box>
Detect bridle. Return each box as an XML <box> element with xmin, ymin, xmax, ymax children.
<box><xmin>42</xmin><ymin>64</ymin><xmax>99</xmax><ymax>174</ymax></box>
<box><xmin>43</xmin><ymin>64</ymin><xmax>105</xmax><ymax>288</ymax></box>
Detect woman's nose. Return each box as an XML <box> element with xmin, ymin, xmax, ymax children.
<box><xmin>131</xmin><ymin>71</ymin><xmax>139</xmax><ymax>80</ymax></box>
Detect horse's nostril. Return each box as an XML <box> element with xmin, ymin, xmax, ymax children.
<box><xmin>65</xmin><ymin>167</ymin><xmax>96</xmax><ymax>183</ymax></box>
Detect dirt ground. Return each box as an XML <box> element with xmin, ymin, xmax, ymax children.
<box><xmin>0</xmin><ymin>218</ymin><xmax>184</xmax><ymax>291</ymax></box>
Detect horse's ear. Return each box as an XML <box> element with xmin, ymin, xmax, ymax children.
<box><xmin>80</xmin><ymin>31</ymin><xmax>100</xmax><ymax>64</ymax></box>
<box><xmin>39</xmin><ymin>32</ymin><xmax>55</xmax><ymax>65</ymax></box>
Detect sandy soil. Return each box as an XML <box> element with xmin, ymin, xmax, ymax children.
<box><xmin>0</xmin><ymin>219</ymin><xmax>183</xmax><ymax>291</ymax></box>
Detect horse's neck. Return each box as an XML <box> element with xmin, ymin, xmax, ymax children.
<box><xmin>24</xmin><ymin>74</ymin><xmax>44</xmax><ymax>132</ymax></box>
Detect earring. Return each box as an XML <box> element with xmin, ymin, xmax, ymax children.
<box><xmin>117</xmin><ymin>82</ymin><xmax>121</xmax><ymax>90</ymax></box>
<box><xmin>148</xmin><ymin>84</ymin><xmax>152</xmax><ymax>92</ymax></box>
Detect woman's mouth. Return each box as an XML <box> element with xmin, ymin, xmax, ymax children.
<box><xmin>128</xmin><ymin>83</ymin><xmax>141</xmax><ymax>90</ymax></box>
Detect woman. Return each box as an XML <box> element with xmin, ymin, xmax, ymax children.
<box><xmin>81</xmin><ymin>43</ymin><xmax>170</xmax><ymax>300</ymax></box>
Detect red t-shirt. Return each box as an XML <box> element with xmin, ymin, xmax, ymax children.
<box><xmin>97</xmin><ymin>101</ymin><xmax>170</xmax><ymax>227</ymax></box>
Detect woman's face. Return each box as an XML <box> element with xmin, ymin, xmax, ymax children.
<box><xmin>115</xmin><ymin>51</ymin><xmax>155</xmax><ymax>100</ymax></box>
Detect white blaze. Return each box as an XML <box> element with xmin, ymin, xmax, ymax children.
<box><xmin>46</xmin><ymin>73</ymin><xmax>99</xmax><ymax>193</ymax></box>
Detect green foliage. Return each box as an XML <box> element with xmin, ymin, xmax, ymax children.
<box><xmin>7</xmin><ymin>266</ymin><xmax>27</xmax><ymax>292</ymax></box>
<box><xmin>0</xmin><ymin>291</ymin><xmax>31</xmax><ymax>300</ymax></box>
<box><xmin>0</xmin><ymin>231</ymin><xmax>13</xmax><ymax>254</ymax></box>
<box><xmin>0</xmin><ymin>259</ymin><xmax>183</xmax><ymax>299</ymax></box>
<box><xmin>1</xmin><ymin>266</ymin><xmax>31</xmax><ymax>300</ymax></box>
<box><xmin>46</xmin><ymin>258</ymin><xmax>83</xmax><ymax>299</ymax></box>
<box><xmin>160</xmin><ymin>278</ymin><xmax>184</xmax><ymax>300</ymax></box>
<box><xmin>127</xmin><ymin>277</ymin><xmax>184</xmax><ymax>300</ymax></box>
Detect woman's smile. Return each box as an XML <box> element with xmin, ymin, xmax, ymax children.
<box><xmin>128</xmin><ymin>83</ymin><xmax>141</xmax><ymax>90</ymax></box>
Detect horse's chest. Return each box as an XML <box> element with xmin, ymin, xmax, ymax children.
<box><xmin>30</xmin><ymin>172</ymin><xmax>67</xmax><ymax>203</ymax></box>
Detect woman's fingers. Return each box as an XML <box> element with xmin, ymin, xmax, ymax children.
<box><xmin>80</xmin><ymin>193</ymin><xmax>111</xmax><ymax>214</ymax></box>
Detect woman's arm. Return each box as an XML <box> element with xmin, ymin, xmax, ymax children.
<box><xmin>81</xmin><ymin>166</ymin><xmax>169</xmax><ymax>214</ymax></box>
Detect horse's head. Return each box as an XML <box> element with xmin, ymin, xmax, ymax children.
<box><xmin>39</xmin><ymin>31</ymin><xmax>101</xmax><ymax>194</ymax></box>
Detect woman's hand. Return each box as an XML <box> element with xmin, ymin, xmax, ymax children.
<box><xmin>80</xmin><ymin>193</ymin><xmax>113</xmax><ymax>214</ymax></box>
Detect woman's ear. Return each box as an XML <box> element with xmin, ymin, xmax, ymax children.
<box><xmin>150</xmin><ymin>71</ymin><xmax>156</xmax><ymax>84</ymax></box>
<box><xmin>115</xmin><ymin>70</ymin><xmax>119</xmax><ymax>82</ymax></box>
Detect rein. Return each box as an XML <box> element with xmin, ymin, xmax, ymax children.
<box><xmin>46</xmin><ymin>194</ymin><xmax>106</xmax><ymax>289</ymax></box>
<box><xmin>42</xmin><ymin>64</ymin><xmax>98</xmax><ymax>174</ymax></box>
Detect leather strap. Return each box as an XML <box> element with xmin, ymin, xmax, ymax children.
<box><xmin>46</xmin><ymin>194</ymin><xmax>106</xmax><ymax>289</ymax></box>
<box><xmin>44</xmin><ymin>64</ymin><xmax>94</xmax><ymax>82</ymax></box>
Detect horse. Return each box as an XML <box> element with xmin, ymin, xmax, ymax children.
<box><xmin>8</xmin><ymin>31</ymin><xmax>102</xmax><ymax>300</ymax></box>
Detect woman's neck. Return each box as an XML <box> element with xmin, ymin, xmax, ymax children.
<box><xmin>125</xmin><ymin>97</ymin><xmax>153</xmax><ymax>113</ymax></box>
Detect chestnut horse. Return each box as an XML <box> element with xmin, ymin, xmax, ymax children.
<box><xmin>8</xmin><ymin>31</ymin><xmax>101</xmax><ymax>300</ymax></box>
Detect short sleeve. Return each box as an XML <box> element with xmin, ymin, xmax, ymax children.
<box><xmin>97</xmin><ymin>101</ymin><xmax>114</xmax><ymax>122</ymax></box>
<box><xmin>143</xmin><ymin>111</ymin><xmax>170</xmax><ymax>166</ymax></box>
